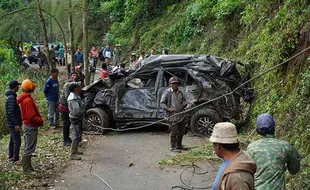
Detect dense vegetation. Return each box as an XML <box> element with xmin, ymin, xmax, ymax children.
<box><xmin>1</xmin><ymin>0</ymin><xmax>310</xmax><ymax>188</ymax></box>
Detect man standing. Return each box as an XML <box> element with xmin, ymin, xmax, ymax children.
<box><xmin>150</xmin><ymin>48</ymin><xmax>155</xmax><ymax>56</ymax></box>
<box><xmin>44</xmin><ymin>68</ymin><xmax>59</xmax><ymax>129</ymax></box>
<box><xmin>247</xmin><ymin>113</ymin><xmax>301</xmax><ymax>190</ymax></box>
<box><xmin>102</xmin><ymin>43</ymin><xmax>113</xmax><ymax>60</ymax></box>
<box><xmin>129</xmin><ymin>53</ymin><xmax>139</xmax><ymax>70</ymax></box>
<box><xmin>49</xmin><ymin>45</ymin><xmax>56</xmax><ymax>68</ymax></box>
<box><xmin>74</xmin><ymin>48</ymin><xmax>84</xmax><ymax>67</ymax></box>
<box><xmin>137</xmin><ymin>50</ymin><xmax>146</xmax><ymax>66</ymax></box>
<box><xmin>210</xmin><ymin>122</ymin><xmax>256</xmax><ymax>190</ymax></box>
<box><xmin>17</xmin><ymin>79</ymin><xmax>44</xmax><ymax>174</ymax></box>
<box><xmin>68</xmin><ymin>82</ymin><xmax>84</xmax><ymax>160</ymax></box>
<box><xmin>59</xmin><ymin>72</ymin><xmax>78</xmax><ymax>146</ymax></box>
<box><xmin>5</xmin><ymin>80</ymin><xmax>22</xmax><ymax>162</ymax></box>
<box><xmin>75</xmin><ymin>65</ymin><xmax>85</xmax><ymax>87</ymax></box>
<box><xmin>160</xmin><ymin>77</ymin><xmax>187</xmax><ymax>153</ymax></box>
<box><xmin>113</xmin><ymin>44</ymin><xmax>122</xmax><ymax>66</ymax></box>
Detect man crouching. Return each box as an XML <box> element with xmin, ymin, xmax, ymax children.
<box><xmin>67</xmin><ymin>82</ymin><xmax>84</xmax><ymax>160</ymax></box>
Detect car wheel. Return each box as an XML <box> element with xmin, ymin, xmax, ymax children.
<box><xmin>85</xmin><ymin>108</ymin><xmax>110</xmax><ymax>134</ymax></box>
<box><xmin>190</xmin><ymin>109</ymin><xmax>221</xmax><ymax>137</ymax></box>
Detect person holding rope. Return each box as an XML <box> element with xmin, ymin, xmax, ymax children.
<box><xmin>160</xmin><ymin>77</ymin><xmax>188</xmax><ymax>153</ymax></box>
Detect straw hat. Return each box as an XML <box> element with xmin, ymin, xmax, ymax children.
<box><xmin>209</xmin><ymin>122</ymin><xmax>239</xmax><ymax>144</ymax></box>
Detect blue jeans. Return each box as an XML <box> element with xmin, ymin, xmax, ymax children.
<box><xmin>47</xmin><ymin>100</ymin><xmax>59</xmax><ymax>126</ymax></box>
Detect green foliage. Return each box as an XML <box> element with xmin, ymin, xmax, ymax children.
<box><xmin>0</xmin><ymin>41</ymin><xmax>48</xmax><ymax>135</ymax></box>
<box><xmin>212</xmin><ymin>0</ymin><xmax>244</xmax><ymax>21</ymax></box>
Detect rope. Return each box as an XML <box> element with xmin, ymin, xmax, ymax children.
<box><xmin>83</xmin><ymin>46</ymin><xmax>310</xmax><ymax>132</ymax></box>
<box><xmin>171</xmin><ymin>163</ymin><xmax>212</xmax><ymax>190</ymax></box>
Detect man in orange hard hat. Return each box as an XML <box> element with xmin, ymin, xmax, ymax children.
<box><xmin>17</xmin><ymin>79</ymin><xmax>44</xmax><ymax>174</ymax></box>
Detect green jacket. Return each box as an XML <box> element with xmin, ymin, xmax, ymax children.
<box><xmin>247</xmin><ymin>135</ymin><xmax>300</xmax><ymax>190</ymax></box>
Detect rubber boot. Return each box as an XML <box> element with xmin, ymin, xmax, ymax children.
<box><xmin>29</xmin><ymin>155</ymin><xmax>35</xmax><ymax>171</ymax></box>
<box><xmin>22</xmin><ymin>155</ymin><xmax>36</xmax><ymax>174</ymax></box>
<box><xmin>70</xmin><ymin>140</ymin><xmax>81</xmax><ymax>160</ymax></box>
<box><xmin>170</xmin><ymin>136</ymin><xmax>181</xmax><ymax>153</ymax></box>
<box><xmin>176</xmin><ymin>135</ymin><xmax>189</xmax><ymax>150</ymax></box>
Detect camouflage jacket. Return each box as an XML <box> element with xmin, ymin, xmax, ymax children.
<box><xmin>247</xmin><ymin>135</ymin><xmax>300</xmax><ymax>190</ymax></box>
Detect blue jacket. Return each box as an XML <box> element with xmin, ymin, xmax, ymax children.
<box><xmin>44</xmin><ymin>78</ymin><xmax>59</xmax><ymax>101</ymax></box>
<box><xmin>74</xmin><ymin>52</ymin><xmax>83</xmax><ymax>63</ymax></box>
<box><xmin>103</xmin><ymin>46</ymin><xmax>113</xmax><ymax>59</ymax></box>
<box><xmin>5</xmin><ymin>90</ymin><xmax>22</xmax><ymax>128</ymax></box>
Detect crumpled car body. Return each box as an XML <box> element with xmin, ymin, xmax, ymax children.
<box><xmin>82</xmin><ymin>54</ymin><xmax>253</xmax><ymax>136</ymax></box>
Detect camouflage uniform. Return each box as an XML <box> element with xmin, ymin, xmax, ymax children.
<box><xmin>247</xmin><ymin>135</ymin><xmax>300</xmax><ymax>190</ymax></box>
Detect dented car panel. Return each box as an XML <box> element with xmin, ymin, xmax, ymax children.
<box><xmin>82</xmin><ymin>54</ymin><xmax>251</xmax><ymax>136</ymax></box>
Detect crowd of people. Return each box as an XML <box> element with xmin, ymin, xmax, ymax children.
<box><xmin>5</xmin><ymin>68</ymin><xmax>87</xmax><ymax>174</ymax></box>
<box><xmin>5</xmin><ymin>44</ymin><xmax>301</xmax><ymax>189</ymax></box>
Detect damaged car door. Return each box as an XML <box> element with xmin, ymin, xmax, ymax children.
<box><xmin>116</xmin><ymin>70</ymin><xmax>160</xmax><ymax>119</ymax></box>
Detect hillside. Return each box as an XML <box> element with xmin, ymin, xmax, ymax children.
<box><xmin>102</xmin><ymin>0</ymin><xmax>310</xmax><ymax>188</ymax></box>
<box><xmin>0</xmin><ymin>0</ymin><xmax>310</xmax><ymax>188</ymax></box>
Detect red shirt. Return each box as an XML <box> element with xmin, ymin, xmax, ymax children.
<box><xmin>100</xmin><ymin>69</ymin><xmax>109</xmax><ymax>79</ymax></box>
<box><xmin>17</xmin><ymin>93</ymin><xmax>44</xmax><ymax>128</ymax></box>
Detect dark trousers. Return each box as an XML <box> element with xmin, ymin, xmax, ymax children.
<box><xmin>170</xmin><ymin>122</ymin><xmax>185</xmax><ymax>148</ymax></box>
<box><xmin>61</xmin><ymin>111</ymin><xmax>71</xmax><ymax>142</ymax></box>
<box><xmin>8</xmin><ymin>128</ymin><xmax>21</xmax><ymax>160</ymax></box>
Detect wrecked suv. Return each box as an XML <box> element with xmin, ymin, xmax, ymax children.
<box><xmin>82</xmin><ymin>54</ymin><xmax>253</xmax><ymax>136</ymax></box>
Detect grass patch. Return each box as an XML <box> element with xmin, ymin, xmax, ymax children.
<box><xmin>0</xmin><ymin>129</ymin><xmax>70</xmax><ymax>189</ymax></box>
<box><xmin>157</xmin><ymin>142</ymin><xmax>219</xmax><ymax>166</ymax></box>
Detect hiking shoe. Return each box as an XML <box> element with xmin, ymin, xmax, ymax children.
<box><xmin>170</xmin><ymin>147</ymin><xmax>181</xmax><ymax>153</ymax></box>
<box><xmin>50</xmin><ymin>125</ymin><xmax>56</xmax><ymax>129</ymax></box>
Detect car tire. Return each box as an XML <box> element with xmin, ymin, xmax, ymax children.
<box><xmin>190</xmin><ymin>109</ymin><xmax>221</xmax><ymax>137</ymax></box>
<box><xmin>85</xmin><ymin>108</ymin><xmax>110</xmax><ymax>134</ymax></box>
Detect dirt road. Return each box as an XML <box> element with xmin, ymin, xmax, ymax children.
<box><xmin>52</xmin><ymin>129</ymin><xmax>217</xmax><ymax>190</ymax></box>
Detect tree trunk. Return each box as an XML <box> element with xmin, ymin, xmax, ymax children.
<box><xmin>36</xmin><ymin>0</ymin><xmax>52</xmax><ymax>72</ymax></box>
<box><xmin>83</xmin><ymin>0</ymin><xmax>90</xmax><ymax>85</ymax></box>
<box><xmin>68</xmin><ymin>0</ymin><xmax>74</xmax><ymax>74</ymax></box>
<box><xmin>41</xmin><ymin>9</ymin><xmax>68</xmax><ymax>77</ymax></box>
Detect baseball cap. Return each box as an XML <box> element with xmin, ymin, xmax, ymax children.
<box><xmin>256</xmin><ymin>113</ymin><xmax>275</xmax><ymax>135</ymax></box>
<box><xmin>8</xmin><ymin>80</ymin><xmax>21</xmax><ymax>89</ymax></box>
<box><xmin>68</xmin><ymin>81</ymin><xmax>82</xmax><ymax>92</ymax></box>
<box><xmin>169</xmin><ymin>77</ymin><xmax>179</xmax><ymax>84</ymax></box>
